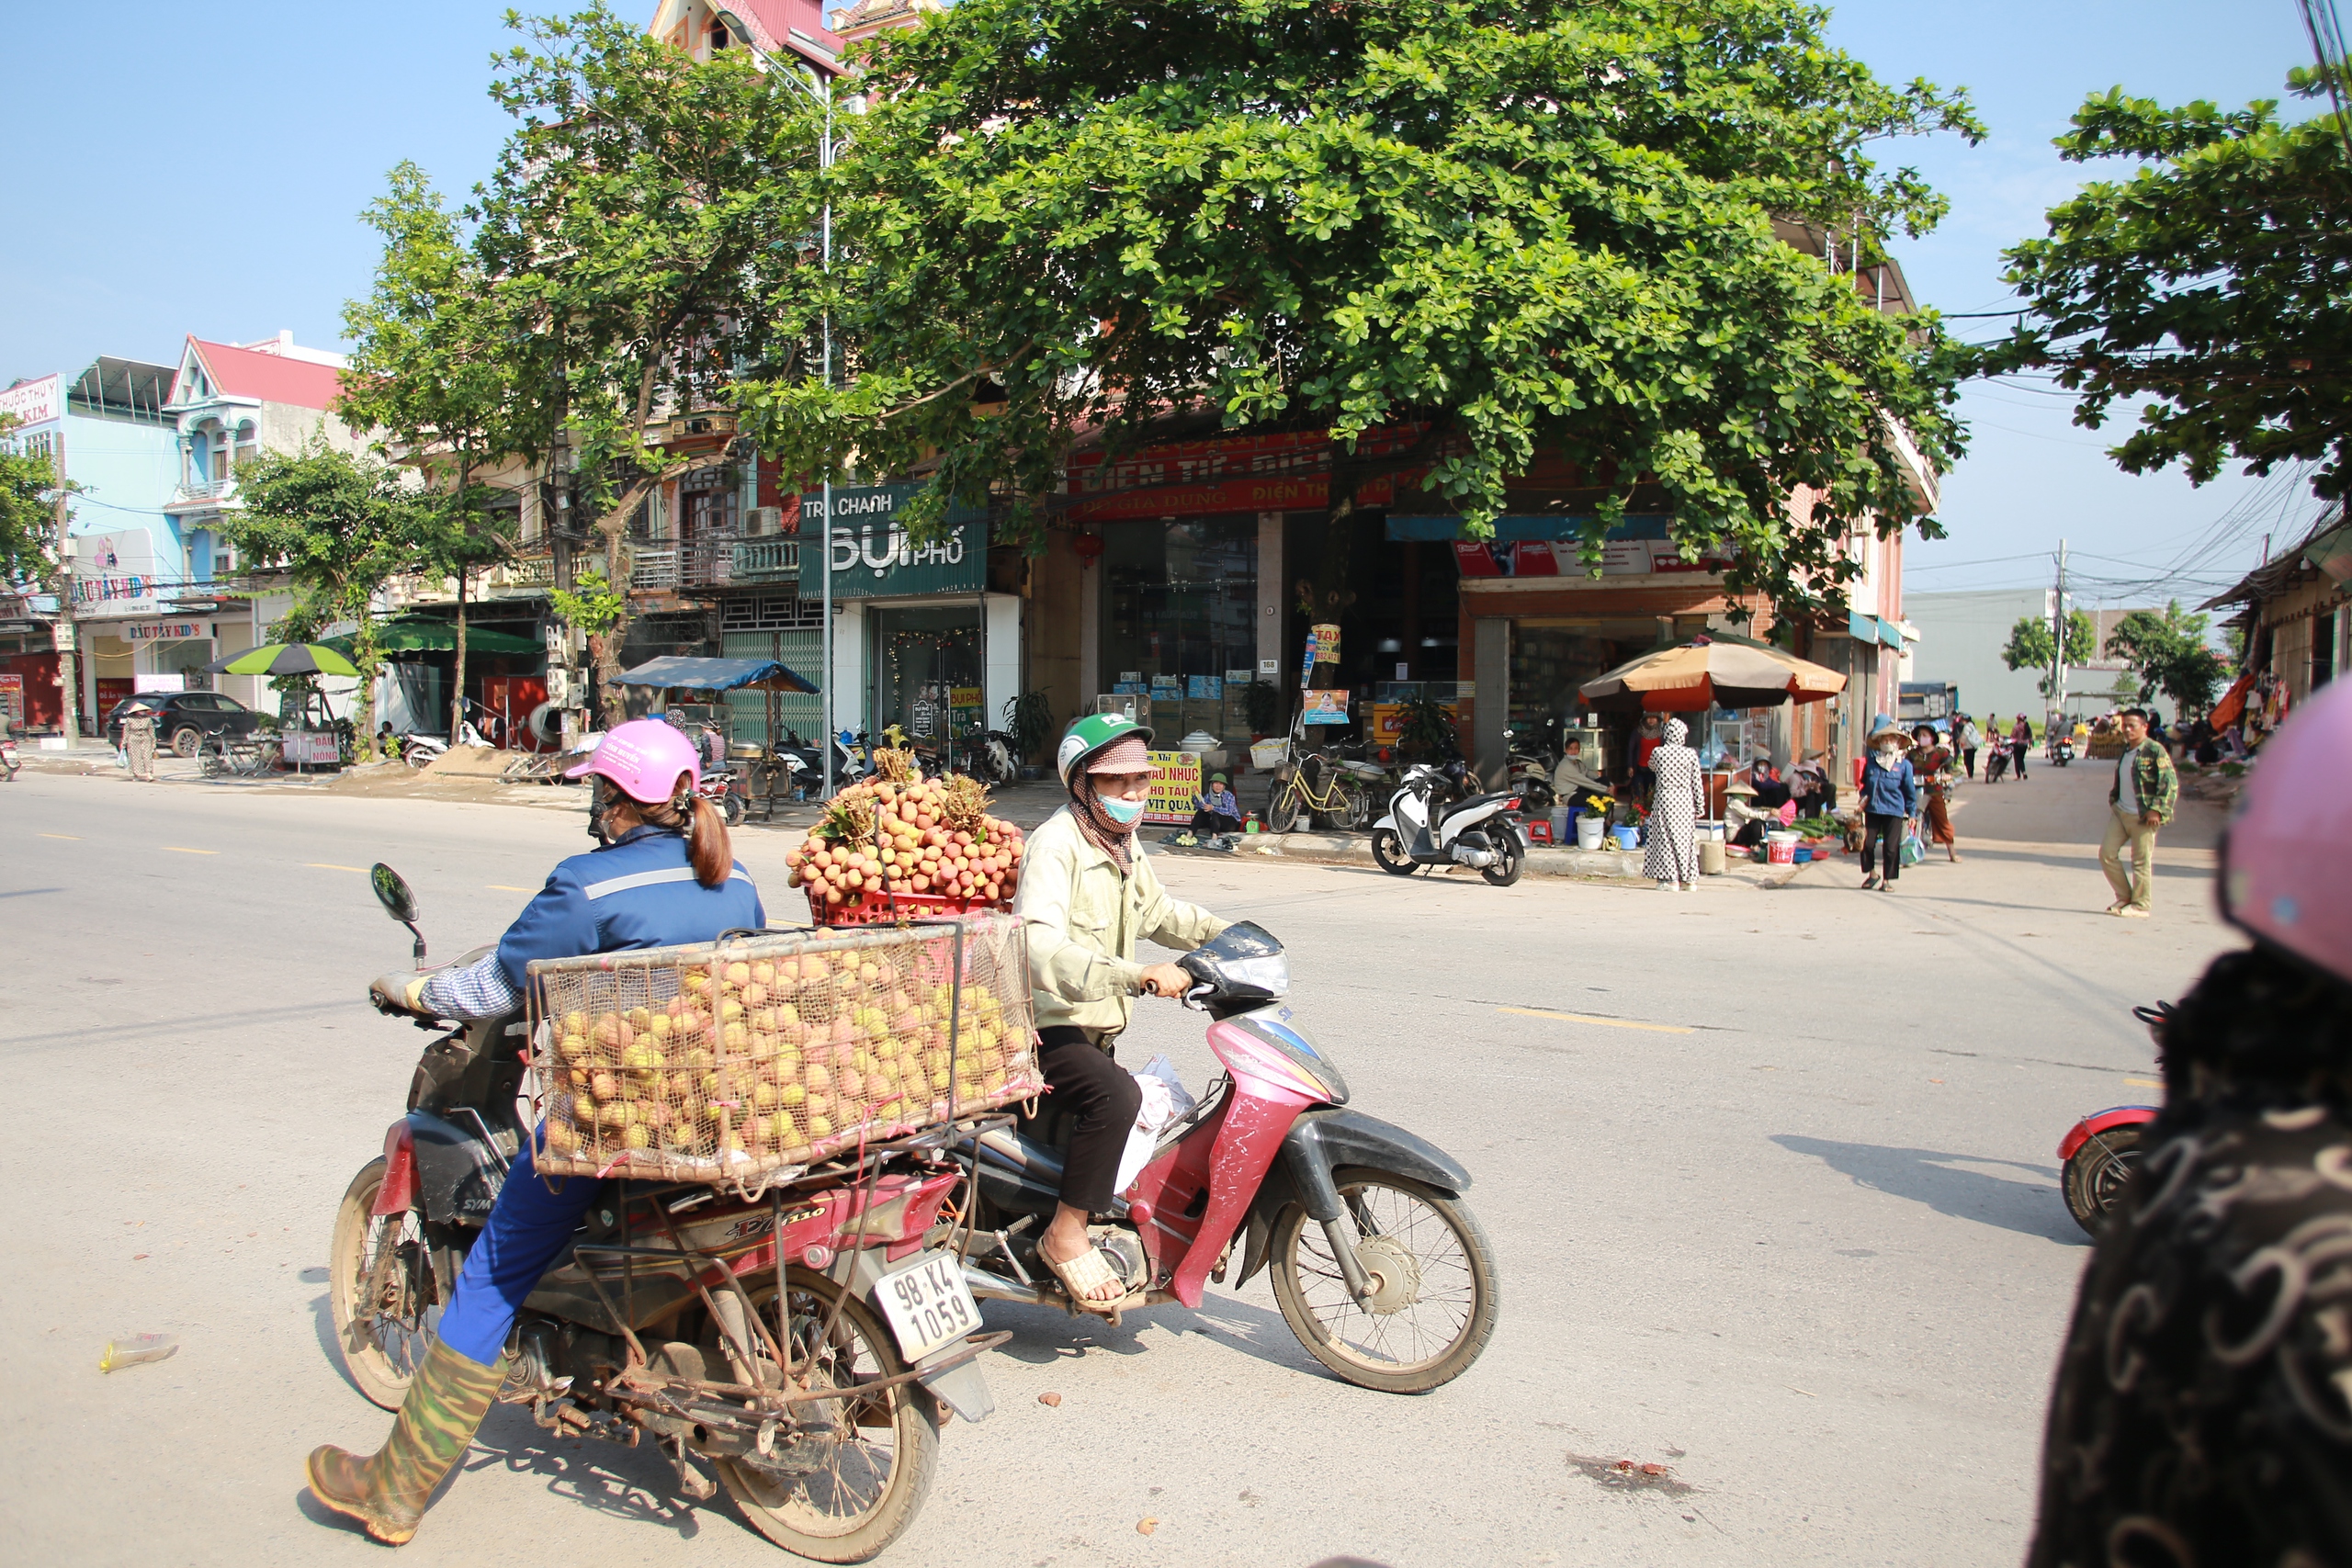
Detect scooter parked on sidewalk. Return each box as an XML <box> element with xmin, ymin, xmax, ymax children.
<box><xmin>1369</xmin><ymin>764</ymin><xmax>1530</xmax><ymax>886</ymax></box>
<box><xmin>334</xmin><ymin>865</ymin><xmax>1001</xmax><ymax>1560</ymax></box>
<box><xmin>2056</xmin><ymin>1003</ymin><xmax>2168</xmax><ymax>1234</ymax></box>
<box><xmin>956</xmin><ymin>922</ymin><xmax>1499</xmax><ymax>1392</ymax></box>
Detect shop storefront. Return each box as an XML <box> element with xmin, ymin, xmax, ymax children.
<box><xmin>810</xmin><ymin>486</ymin><xmax>1021</xmax><ymax>752</ymax></box>
<box><xmin>1100</xmin><ymin>516</ymin><xmax>1266</xmax><ymax>750</ymax></box>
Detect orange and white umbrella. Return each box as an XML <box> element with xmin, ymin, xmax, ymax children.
<box><xmin>1577</xmin><ymin>637</ymin><xmax>1845</xmax><ymax>713</ymax></box>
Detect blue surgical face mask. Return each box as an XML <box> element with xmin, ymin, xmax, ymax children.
<box><xmin>1100</xmin><ymin>795</ymin><xmax>1146</xmax><ymax>826</ymax></box>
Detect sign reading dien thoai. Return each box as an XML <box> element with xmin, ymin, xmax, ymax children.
<box><xmin>804</xmin><ymin>485</ymin><xmax>989</xmax><ymax>599</ymax></box>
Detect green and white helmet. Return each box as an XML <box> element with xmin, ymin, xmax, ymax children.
<box><xmin>1057</xmin><ymin>711</ymin><xmax>1155</xmax><ymax>789</ymax></box>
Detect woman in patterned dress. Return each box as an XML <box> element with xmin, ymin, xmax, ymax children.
<box><xmin>1642</xmin><ymin>716</ymin><xmax>1703</xmax><ymax>891</ymax></box>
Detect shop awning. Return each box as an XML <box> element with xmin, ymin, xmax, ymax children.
<box><xmin>1847</xmin><ymin>610</ymin><xmax>1876</xmax><ymax>641</ymax></box>
<box><xmin>615</xmin><ymin>656</ymin><xmax>818</xmax><ymax>694</ymax></box>
<box><xmin>321</xmin><ymin>619</ymin><xmax>543</xmax><ymax>657</ymax></box>
<box><xmin>1877</xmin><ymin>617</ymin><xmax>1904</xmax><ymax>649</ymax></box>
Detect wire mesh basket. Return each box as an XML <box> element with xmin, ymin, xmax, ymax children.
<box><xmin>526</xmin><ymin>914</ymin><xmax>1039</xmax><ymax>1185</ymax></box>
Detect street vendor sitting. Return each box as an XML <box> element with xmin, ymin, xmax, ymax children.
<box><xmin>1191</xmin><ymin>773</ymin><xmax>1243</xmax><ymax>836</ymax></box>
<box><xmin>1749</xmin><ymin>759</ymin><xmax>1792</xmax><ymax>809</ymax></box>
<box><xmin>1552</xmin><ymin>736</ymin><xmax>1610</xmax><ymax>808</ymax></box>
<box><xmin>1789</xmin><ymin>750</ymin><xmax>1836</xmax><ymax>816</ymax></box>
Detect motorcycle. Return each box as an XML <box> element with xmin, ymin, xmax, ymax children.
<box><xmin>400</xmin><ymin>719</ymin><xmax>491</xmax><ymax>771</ymax></box>
<box><xmin>334</xmin><ymin>865</ymin><xmax>1001</xmax><ymax>1560</ymax></box>
<box><xmin>2056</xmin><ymin>1002</ymin><xmax>2166</xmax><ymax>1234</ymax></box>
<box><xmin>971</xmin><ymin>728</ymin><xmax>1019</xmax><ymax>787</ymax></box>
<box><xmin>832</xmin><ymin>730</ymin><xmax>873</xmax><ymax>792</ymax></box>
<box><xmin>956</xmin><ymin>922</ymin><xmax>1498</xmax><ymax>1393</ymax></box>
<box><xmin>2048</xmin><ymin>734</ymin><xmax>2075</xmax><ymax>767</ymax></box>
<box><xmin>1369</xmin><ymin>763</ymin><xmax>1530</xmax><ymax>886</ymax></box>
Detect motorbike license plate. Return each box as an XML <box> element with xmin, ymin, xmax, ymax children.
<box><xmin>876</xmin><ymin>1251</ymin><xmax>981</xmax><ymax>1362</ymax></box>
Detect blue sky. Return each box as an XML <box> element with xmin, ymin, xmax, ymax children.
<box><xmin>1</xmin><ymin>1</ymin><xmax>2329</xmax><ymax>606</ymax></box>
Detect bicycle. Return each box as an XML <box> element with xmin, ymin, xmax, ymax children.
<box><xmin>1265</xmin><ymin>748</ymin><xmax>1373</xmax><ymax>833</ymax></box>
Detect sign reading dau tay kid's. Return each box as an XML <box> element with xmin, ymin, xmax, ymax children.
<box><xmin>808</xmin><ymin>485</ymin><xmax>990</xmax><ymax>598</ymax></box>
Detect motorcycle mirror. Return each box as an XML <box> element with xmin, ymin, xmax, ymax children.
<box><xmin>369</xmin><ymin>863</ymin><xmax>427</xmax><ymax>964</ymax></box>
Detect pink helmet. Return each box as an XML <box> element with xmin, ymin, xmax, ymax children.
<box><xmin>2221</xmin><ymin>676</ymin><xmax>2352</xmax><ymax>983</ymax></box>
<box><xmin>564</xmin><ymin>717</ymin><xmax>699</xmax><ymax>804</ymax></box>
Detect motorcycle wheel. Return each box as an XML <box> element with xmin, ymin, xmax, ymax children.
<box><xmin>1370</xmin><ymin>828</ymin><xmax>1417</xmax><ymax>876</ymax></box>
<box><xmin>723</xmin><ymin>792</ymin><xmax>746</xmax><ymax>828</ymax></box>
<box><xmin>1481</xmin><ymin>835</ymin><xmax>1525</xmax><ymax>887</ymax></box>
<box><xmin>713</xmin><ymin>1267</ymin><xmax>940</xmax><ymax>1563</ymax></box>
<box><xmin>1270</xmin><ymin>1170</ymin><xmax>1499</xmax><ymax>1393</ymax></box>
<box><xmin>328</xmin><ymin>1157</ymin><xmax>445</xmax><ymax>1411</ymax></box>
<box><xmin>2063</xmin><ymin>1125</ymin><xmax>2146</xmax><ymax>1235</ymax></box>
<box><xmin>1266</xmin><ymin>789</ymin><xmax>1301</xmax><ymax>835</ymax></box>
<box><xmin>198</xmin><ymin>746</ymin><xmax>225</xmax><ymax>779</ymax></box>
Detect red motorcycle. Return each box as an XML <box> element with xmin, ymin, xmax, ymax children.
<box><xmin>2056</xmin><ymin>1004</ymin><xmax>2167</xmax><ymax>1235</ymax></box>
<box><xmin>334</xmin><ymin>866</ymin><xmax>1001</xmax><ymax>1562</ymax></box>
<box><xmin>958</xmin><ymin>923</ymin><xmax>1500</xmax><ymax>1393</ymax></box>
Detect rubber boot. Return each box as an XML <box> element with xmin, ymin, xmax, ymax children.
<box><xmin>306</xmin><ymin>1338</ymin><xmax>506</xmax><ymax>1545</ymax></box>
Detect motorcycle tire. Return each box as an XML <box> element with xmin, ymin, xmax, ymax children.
<box><xmin>1370</xmin><ymin>828</ymin><xmax>1417</xmax><ymax>876</ymax></box>
<box><xmin>1266</xmin><ymin>789</ymin><xmax>1302</xmax><ymax>835</ymax></box>
<box><xmin>2063</xmin><ymin>1124</ymin><xmax>2146</xmax><ymax>1235</ymax></box>
<box><xmin>328</xmin><ymin>1156</ymin><xmax>447</xmax><ymax>1412</ymax></box>
<box><xmin>722</xmin><ymin>792</ymin><xmax>746</xmax><ymax>828</ymax></box>
<box><xmin>1481</xmin><ymin>835</ymin><xmax>1525</xmax><ymax>887</ymax></box>
<box><xmin>198</xmin><ymin>745</ymin><xmax>225</xmax><ymax>779</ymax></box>
<box><xmin>711</xmin><ymin>1267</ymin><xmax>940</xmax><ymax>1563</ymax></box>
<box><xmin>1269</xmin><ymin>1170</ymin><xmax>1500</xmax><ymax>1394</ymax></box>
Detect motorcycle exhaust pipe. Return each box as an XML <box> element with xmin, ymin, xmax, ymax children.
<box><xmin>965</xmin><ymin>1261</ymin><xmax>1054</xmax><ymax>1306</ymax></box>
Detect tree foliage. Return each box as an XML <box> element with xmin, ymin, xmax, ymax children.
<box><xmin>0</xmin><ymin>413</ymin><xmax>67</xmax><ymax>589</ymax></box>
<box><xmin>1980</xmin><ymin>65</ymin><xmax>2352</xmax><ymax>499</ymax></box>
<box><xmin>740</xmin><ymin>0</ymin><xmax>1978</xmax><ymax>619</ymax></box>
<box><xmin>2104</xmin><ymin>599</ymin><xmax>2230</xmax><ymax>714</ymax></box>
<box><xmin>2001</xmin><ymin>607</ymin><xmax>2100</xmax><ymax>696</ymax></box>
<box><xmin>344</xmin><ymin>5</ymin><xmax>827</xmax><ymax>723</ymax></box>
<box><xmin>221</xmin><ymin>445</ymin><xmax>447</xmax><ymax>759</ymax></box>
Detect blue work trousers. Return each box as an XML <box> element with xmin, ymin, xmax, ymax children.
<box><xmin>435</xmin><ymin>1135</ymin><xmax>602</xmax><ymax>1368</ymax></box>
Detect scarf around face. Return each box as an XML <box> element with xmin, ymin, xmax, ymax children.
<box><xmin>1072</xmin><ymin>774</ymin><xmax>1138</xmax><ymax>872</ymax></box>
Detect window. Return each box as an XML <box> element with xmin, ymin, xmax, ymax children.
<box><xmin>2316</xmin><ymin>610</ymin><xmax>2338</xmax><ymax>690</ymax></box>
<box><xmin>233</xmin><ymin>423</ymin><xmax>256</xmax><ymax>472</ymax></box>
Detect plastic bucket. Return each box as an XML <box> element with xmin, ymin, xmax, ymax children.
<box><xmin>1765</xmin><ymin>832</ymin><xmax>1798</xmax><ymax>865</ymax></box>
<box><xmin>1611</xmin><ymin>825</ymin><xmax>1641</xmax><ymax>851</ymax></box>
<box><xmin>1576</xmin><ymin>818</ymin><xmax>1607</xmax><ymax>850</ymax></box>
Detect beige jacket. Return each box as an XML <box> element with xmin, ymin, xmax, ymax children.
<box><xmin>1013</xmin><ymin>807</ymin><xmax>1228</xmax><ymax>1038</ymax></box>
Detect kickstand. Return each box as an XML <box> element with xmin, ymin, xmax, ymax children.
<box><xmin>663</xmin><ymin>1435</ymin><xmax>717</xmax><ymax>1502</ymax></box>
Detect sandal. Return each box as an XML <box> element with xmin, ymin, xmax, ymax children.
<box><xmin>1041</xmin><ymin>1241</ymin><xmax>1136</xmax><ymax>1319</ymax></box>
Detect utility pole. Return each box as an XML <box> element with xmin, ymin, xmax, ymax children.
<box><xmin>819</xmin><ymin>78</ymin><xmax>835</xmax><ymax>798</ymax></box>
<box><xmin>50</xmin><ymin>425</ymin><xmax>81</xmax><ymax>745</ymax></box>
<box><xmin>2050</xmin><ymin>537</ymin><xmax>2069</xmax><ymax>736</ymax></box>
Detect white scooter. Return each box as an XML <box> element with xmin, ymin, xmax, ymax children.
<box><xmin>400</xmin><ymin>718</ymin><xmax>491</xmax><ymax>771</ymax></box>
<box><xmin>1370</xmin><ymin>762</ymin><xmax>1529</xmax><ymax>886</ymax></box>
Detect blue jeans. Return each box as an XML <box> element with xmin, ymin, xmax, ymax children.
<box><xmin>435</xmin><ymin>1135</ymin><xmax>602</xmax><ymax>1368</ymax></box>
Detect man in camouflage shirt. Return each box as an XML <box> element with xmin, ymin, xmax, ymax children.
<box><xmin>2101</xmin><ymin>707</ymin><xmax>2177</xmax><ymax>918</ymax></box>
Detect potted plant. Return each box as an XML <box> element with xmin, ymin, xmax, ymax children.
<box><xmin>1575</xmin><ymin>793</ymin><xmax>1613</xmax><ymax>850</ymax></box>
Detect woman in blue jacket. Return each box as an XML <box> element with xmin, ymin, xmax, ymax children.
<box><xmin>1858</xmin><ymin>720</ymin><xmax>1918</xmax><ymax>892</ymax></box>
<box><xmin>311</xmin><ymin>719</ymin><xmax>763</xmax><ymax>1546</ymax></box>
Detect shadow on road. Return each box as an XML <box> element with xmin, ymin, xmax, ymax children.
<box><xmin>981</xmin><ymin>1290</ymin><xmax>1333</xmax><ymax>1380</ymax></box>
<box><xmin>1770</xmin><ymin>1134</ymin><xmax>2086</xmax><ymax>1246</ymax></box>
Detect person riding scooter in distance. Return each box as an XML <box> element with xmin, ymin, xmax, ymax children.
<box><xmin>311</xmin><ymin>718</ymin><xmax>763</xmax><ymax>1548</ymax></box>
<box><xmin>1014</xmin><ymin>713</ymin><xmax>1228</xmax><ymax>1314</ymax></box>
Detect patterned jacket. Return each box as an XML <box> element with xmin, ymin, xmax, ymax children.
<box><xmin>2108</xmin><ymin>738</ymin><xmax>2177</xmax><ymax>825</ymax></box>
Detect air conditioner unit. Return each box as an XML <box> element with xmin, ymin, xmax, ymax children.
<box><xmin>749</xmin><ymin>506</ymin><xmax>783</xmax><ymax>535</ymax></box>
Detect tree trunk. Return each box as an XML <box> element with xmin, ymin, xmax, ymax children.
<box><xmin>352</xmin><ymin>609</ymin><xmax>380</xmax><ymax>761</ymax></box>
<box><xmin>452</xmin><ymin>565</ymin><xmax>469</xmax><ymax>745</ymax></box>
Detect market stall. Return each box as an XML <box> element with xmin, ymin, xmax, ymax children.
<box><xmin>616</xmin><ymin>656</ymin><xmax>821</xmax><ymax>815</ymax></box>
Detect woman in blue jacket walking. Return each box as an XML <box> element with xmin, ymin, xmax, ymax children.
<box><xmin>1858</xmin><ymin>720</ymin><xmax>1919</xmax><ymax>891</ymax></box>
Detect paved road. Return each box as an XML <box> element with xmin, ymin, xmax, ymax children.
<box><xmin>0</xmin><ymin>758</ymin><xmax>2230</xmax><ymax>1566</ymax></box>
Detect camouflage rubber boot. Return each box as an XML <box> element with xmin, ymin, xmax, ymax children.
<box><xmin>305</xmin><ymin>1339</ymin><xmax>506</xmax><ymax>1546</ymax></box>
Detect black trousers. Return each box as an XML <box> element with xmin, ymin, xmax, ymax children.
<box><xmin>1962</xmin><ymin>748</ymin><xmax>1977</xmax><ymax>779</ymax></box>
<box><xmin>2012</xmin><ymin>743</ymin><xmax>2028</xmax><ymax>778</ymax></box>
<box><xmin>1035</xmin><ymin>1025</ymin><xmax>1141</xmax><ymax>1215</ymax></box>
<box><xmin>1861</xmin><ymin>812</ymin><xmax>1905</xmax><ymax>881</ymax></box>
<box><xmin>1190</xmin><ymin>809</ymin><xmax>1243</xmax><ymax>834</ymax></box>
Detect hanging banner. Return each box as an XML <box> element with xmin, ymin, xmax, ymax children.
<box><xmin>1145</xmin><ymin>750</ymin><xmax>1202</xmax><ymax>825</ymax></box>
<box><xmin>1301</xmin><ymin>688</ymin><xmax>1352</xmax><ymax>726</ymax></box>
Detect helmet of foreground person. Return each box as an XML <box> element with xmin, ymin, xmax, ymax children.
<box><xmin>1056</xmin><ymin>711</ymin><xmax>1155</xmax><ymax>789</ymax></box>
<box><xmin>564</xmin><ymin>717</ymin><xmax>700</xmax><ymax>803</ymax></box>
<box><xmin>2221</xmin><ymin>676</ymin><xmax>2352</xmax><ymax>983</ymax></box>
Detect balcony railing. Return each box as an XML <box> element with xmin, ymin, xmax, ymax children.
<box><xmin>628</xmin><ymin>533</ymin><xmax>795</xmax><ymax>593</ymax></box>
<box><xmin>170</xmin><ymin>478</ymin><xmax>236</xmax><ymax>506</ymax></box>
<box><xmin>731</xmin><ymin>537</ymin><xmax>799</xmax><ymax>583</ymax></box>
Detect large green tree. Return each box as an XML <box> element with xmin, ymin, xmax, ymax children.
<box><xmin>2105</xmin><ymin>599</ymin><xmax>2230</xmax><ymax>714</ymax></box>
<box><xmin>1981</xmin><ymin>63</ymin><xmax>2352</xmax><ymax>499</ymax></box>
<box><xmin>2001</xmin><ymin>606</ymin><xmax>2099</xmax><ymax>696</ymax></box>
<box><xmin>345</xmin><ymin>6</ymin><xmax>828</xmax><ymax>726</ymax></box>
<box><xmin>741</xmin><ymin>0</ymin><xmax>1978</xmax><ymax>620</ymax></box>
<box><xmin>220</xmin><ymin>446</ymin><xmax>445</xmax><ymax>759</ymax></box>
<box><xmin>0</xmin><ymin>412</ymin><xmax>63</xmax><ymax>588</ymax></box>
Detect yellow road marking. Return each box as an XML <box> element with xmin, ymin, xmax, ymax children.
<box><xmin>2124</xmin><ymin>1077</ymin><xmax>2161</xmax><ymax>1088</ymax></box>
<box><xmin>163</xmin><ymin>847</ymin><xmax>218</xmax><ymax>855</ymax></box>
<box><xmin>487</xmin><ymin>885</ymin><xmax>533</xmax><ymax>892</ymax></box>
<box><xmin>1498</xmin><ymin>1005</ymin><xmax>1694</xmax><ymax>1035</ymax></box>
<box><xmin>38</xmin><ymin>833</ymin><xmax>81</xmax><ymax>840</ymax></box>
<box><xmin>307</xmin><ymin>863</ymin><xmax>367</xmax><ymax>873</ymax></box>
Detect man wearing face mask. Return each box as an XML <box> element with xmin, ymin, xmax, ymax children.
<box><xmin>1857</xmin><ymin>719</ymin><xmax>1918</xmax><ymax>892</ymax></box>
<box><xmin>1013</xmin><ymin>713</ymin><xmax>1229</xmax><ymax>1314</ymax></box>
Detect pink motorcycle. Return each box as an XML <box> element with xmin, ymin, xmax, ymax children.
<box><xmin>956</xmin><ymin>923</ymin><xmax>1499</xmax><ymax>1393</ymax></box>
